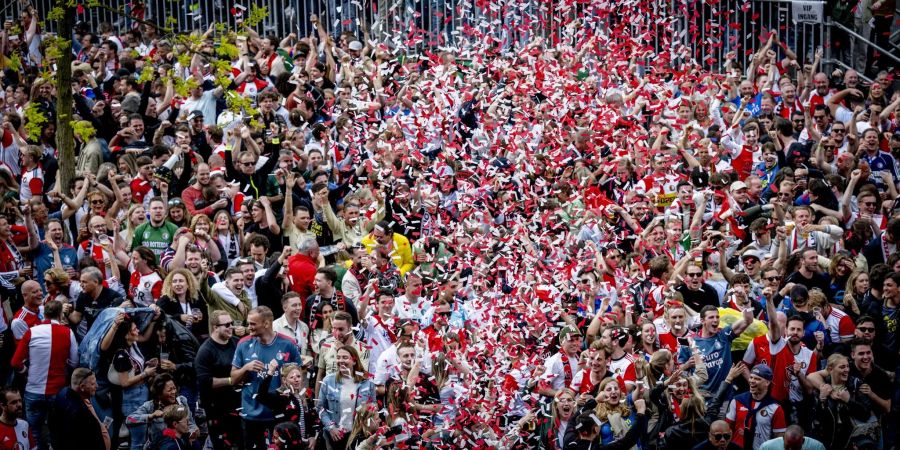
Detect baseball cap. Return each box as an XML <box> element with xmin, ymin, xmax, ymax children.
<box><xmin>559</xmin><ymin>325</ymin><xmax>582</xmax><ymax>343</ymax></box>
<box><xmin>730</xmin><ymin>181</ymin><xmax>748</xmax><ymax>192</ymax></box>
<box><xmin>187</xmin><ymin>110</ymin><xmax>204</xmax><ymax>121</ymax></box>
<box><xmin>750</xmin><ymin>364</ymin><xmax>773</xmax><ymax>381</ymax></box>
<box><xmin>348</xmin><ymin>41</ymin><xmax>363</xmax><ymax>51</ymax></box>
<box><xmin>741</xmin><ymin>250</ymin><xmax>763</xmax><ymax>261</ymax></box>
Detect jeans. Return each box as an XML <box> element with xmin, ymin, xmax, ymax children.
<box><xmin>24</xmin><ymin>392</ymin><xmax>53</xmax><ymax>450</ymax></box>
<box><xmin>122</xmin><ymin>383</ymin><xmax>149</xmax><ymax>450</ymax></box>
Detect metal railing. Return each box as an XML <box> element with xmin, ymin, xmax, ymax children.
<box><xmin>830</xmin><ymin>20</ymin><xmax>900</xmax><ymax>67</ymax></box>
<box><xmin>4</xmin><ymin>0</ymin><xmax>884</xmax><ymax>75</ymax></box>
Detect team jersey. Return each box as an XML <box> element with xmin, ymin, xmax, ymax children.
<box><xmin>77</xmin><ymin>240</ymin><xmax>114</xmax><ymax>279</ymax></box>
<box><xmin>694</xmin><ymin>326</ymin><xmax>737</xmax><ymax>393</ymax></box>
<box><xmin>0</xmin><ymin>418</ymin><xmax>32</xmax><ymax>450</ymax></box>
<box><xmin>726</xmin><ymin>393</ymin><xmax>787</xmax><ymax>450</ymax></box>
<box><xmin>20</xmin><ymin>165</ymin><xmax>43</xmax><ymax>202</ymax></box>
<box><xmin>658</xmin><ymin>330</ymin><xmax>689</xmax><ymax>354</ymax></box>
<box><xmin>131</xmin><ymin>221</ymin><xmax>179</xmax><ymax>259</ymax></box>
<box><xmin>742</xmin><ymin>334</ymin><xmax>795</xmax><ymax>402</ymax></box>
<box><xmin>364</xmin><ymin>314</ymin><xmax>397</xmax><ymax>373</ymax></box>
<box><xmin>10</xmin><ymin>307</ymin><xmax>47</xmax><ymax>341</ymax></box>
<box><xmin>542</xmin><ymin>352</ymin><xmax>580</xmax><ymax>391</ymax></box>
<box><xmin>823</xmin><ymin>308</ymin><xmax>855</xmax><ymax>343</ymax></box>
<box><xmin>128</xmin><ymin>269</ymin><xmax>163</xmax><ymax>306</ymax></box>
<box><xmin>608</xmin><ymin>353</ymin><xmax>637</xmax><ymax>390</ymax></box>
<box><xmin>788</xmin><ymin>344</ymin><xmax>818</xmax><ymax>402</ymax></box>
<box><xmin>11</xmin><ymin>321</ymin><xmax>78</xmax><ymax>395</ymax></box>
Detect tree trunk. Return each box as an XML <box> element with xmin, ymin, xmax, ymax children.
<box><xmin>55</xmin><ymin>1</ymin><xmax>76</xmax><ymax>195</ymax></box>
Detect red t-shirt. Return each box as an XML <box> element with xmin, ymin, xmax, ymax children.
<box><xmin>742</xmin><ymin>335</ymin><xmax>795</xmax><ymax>402</ymax></box>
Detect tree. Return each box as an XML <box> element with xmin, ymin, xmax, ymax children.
<box><xmin>35</xmin><ymin>0</ymin><xmax>270</xmax><ymax>193</ymax></box>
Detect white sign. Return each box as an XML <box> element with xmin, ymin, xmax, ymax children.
<box><xmin>792</xmin><ymin>2</ymin><xmax>823</xmax><ymax>23</ymax></box>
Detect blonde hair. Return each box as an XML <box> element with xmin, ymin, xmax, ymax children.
<box><xmin>594</xmin><ymin>378</ymin><xmax>631</xmax><ymax>421</ymax></box>
<box><xmin>806</xmin><ymin>288</ymin><xmax>827</xmax><ymax>309</ymax></box>
<box><xmin>161</xmin><ymin>268</ymin><xmax>199</xmax><ymax>300</ymax></box>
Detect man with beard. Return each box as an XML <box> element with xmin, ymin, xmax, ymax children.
<box><xmin>784</xmin><ymin>248</ymin><xmax>833</xmax><ymax>297</ymax></box>
<box><xmin>743</xmin><ymin>298</ymin><xmax>794</xmax><ymax>404</ymax></box>
<box><xmin>131</xmin><ymin>196</ymin><xmax>179</xmax><ymax>259</ymax></box>
<box><xmin>195</xmin><ymin>310</ymin><xmax>242</xmax><ymax>450</ymax></box>
<box><xmin>0</xmin><ymin>388</ymin><xmax>32</xmax><ymax>450</ymax></box>
<box><xmin>781</xmin><ymin>316</ymin><xmax>819</xmax><ymax>428</ymax></box>
<box><xmin>315</xmin><ymin>312</ymin><xmax>369</xmax><ymax>398</ymax></box>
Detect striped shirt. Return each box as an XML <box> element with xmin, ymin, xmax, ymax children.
<box><xmin>11</xmin><ymin>320</ymin><xmax>78</xmax><ymax>395</ymax></box>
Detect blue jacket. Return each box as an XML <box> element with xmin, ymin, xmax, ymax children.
<box><xmin>315</xmin><ymin>374</ymin><xmax>376</xmax><ymax>430</ymax></box>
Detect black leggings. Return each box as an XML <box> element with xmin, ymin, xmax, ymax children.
<box><xmin>242</xmin><ymin>419</ymin><xmax>276</xmax><ymax>450</ymax></box>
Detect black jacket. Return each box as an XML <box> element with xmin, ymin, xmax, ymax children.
<box><xmin>564</xmin><ymin>413</ymin><xmax>648</xmax><ymax>450</ymax></box>
<box><xmin>656</xmin><ymin>379</ymin><xmax>734</xmax><ymax>449</ymax></box>
<box><xmin>256</xmin><ymin>374</ymin><xmax>319</xmax><ymax>441</ymax></box>
<box><xmin>49</xmin><ymin>387</ymin><xmax>108</xmax><ymax>450</ymax></box>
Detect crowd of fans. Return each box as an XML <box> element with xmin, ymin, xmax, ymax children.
<box><xmin>0</xmin><ymin>1</ymin><xmax>898</xmax><ymax>450</ymax></box>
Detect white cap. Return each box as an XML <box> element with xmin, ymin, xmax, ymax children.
<box><xmin>348</xmin><ymin>41</ymin><xmax>363</xmax><ymax>51</ymax></box>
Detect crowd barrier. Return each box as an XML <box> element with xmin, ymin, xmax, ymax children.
<box><xmin>0</xmin><ymin>0</ymin><xmax>849</xmax><ymax>74</ymax></box>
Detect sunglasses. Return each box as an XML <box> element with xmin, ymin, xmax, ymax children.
<box><xmin>766</xmin><ymin>276</ymin><xmax>782</xmax><ymax>282</ymax></box>
<box><xmin>857</xmin><ymin>326</ymin><xmax>875</xmax><ymax>333</ymax></box>
<box><xmin>686</xmin><ymin>272</ymin><xmax>703</xmax><ymax>278</ymax></box>
<box><xmin>437</xmin><ymin>311</ymin><xmax>452</xmax><ymax>318</ymax></box>
<box><xmin>216</xmin><ymin>322</ymin><xmax>234</xmax><ymax>328</ymax></box>
<box><xmin>862</xmin><ymin>202</ymin><xmax>876</xmax><ymax>206</ymax></box>
<box><xmin>712</xmin><ymin>433</ymin><xmax>732</xmax><ymax>441</ymax></box>
<box><xmin>579</xmin><ymin>279</ymin><xmax>592</xmax><ymax>284</ymax></box>
<box><xmin>90</xmin><ymin>199</ymin><xmax>105</xmax><ymax>205</ymax></box>
<box><xmin>832</xmin><ymin>129</ymin><xmax>846</xmax><ymax>133</ymax></box>
<box><xmin>240</xmin><ymin>161</ymin><xmax>258</xmax><ymax>167</ymax></box>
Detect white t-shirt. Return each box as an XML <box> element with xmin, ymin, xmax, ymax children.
<box><xmin>181</xmin><ymin>90</ymin><xmax>218</xmax><ymax>127</ymax></box>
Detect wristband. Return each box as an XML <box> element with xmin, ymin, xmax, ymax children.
<box><xmin>228</xmin><ymin>376</ymin><xmax>233</xmax><ymax>385</ymax></box>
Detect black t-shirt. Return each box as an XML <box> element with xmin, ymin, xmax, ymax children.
<box><xmin>784</xmin><ymin>271</ymin><xmax>833</xmax><ymax>298</ymax></box>
<box><xmin>195</xmin><ymin>337</ymin><xmax>240</xmax><ymax>411</ymax></box>
<box><xmin>244</xmin><ymin>222</ymin><xmax>283</xmax><ymax>255</ymax></box>
<box><xmin>850</xmin><ymin>363</ymin><xmax>891</xmax><ymax>412</ymax></box>
<box><xmin>676</xmin><ymin>283</ymin><xmax>721</xmax><ymax>312</ymax></box>
<box><xmin>75</xmin><ymin>287</ymin><xmax>124</xmax><ymax>330</ymax></box>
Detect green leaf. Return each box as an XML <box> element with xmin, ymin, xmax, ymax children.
<box><xmin>24</xmin><ymin>102</ymin><xmax>48</xmax><ymax>142</ymax></box>
<box><xmin>71</xmin><ymin>120</ymin><xmax>97</xmax><ymax>142</ymax></box>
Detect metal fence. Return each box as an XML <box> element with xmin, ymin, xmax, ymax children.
<box><xmin>6</xmin><ymin>0</ymin><xmax>838</xmax><ymax>72</ymax></box>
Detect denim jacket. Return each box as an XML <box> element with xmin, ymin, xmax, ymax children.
<box><xmin>315</xmin><ymin>374</ymin><xmax>376</xmax><ymax>430</ymax></box>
